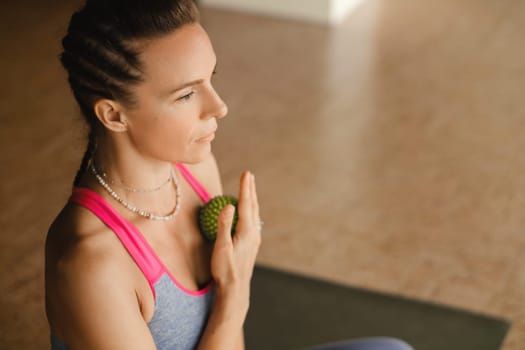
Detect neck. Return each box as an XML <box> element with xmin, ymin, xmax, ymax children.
<box><xmin>93</xmin><ymin>136</ymin><xmax>175</xmax><ymax>191</ymax></box>
<box><xmin>87</xmin><ymin>135</ymin><xmax>182</xmax><ymax>218</ymax></box>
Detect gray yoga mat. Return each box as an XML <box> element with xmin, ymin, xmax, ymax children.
<box><xmin>245</xmin><ymin>265</ymin><xmax>510</xmax><ymax>350</ymax></box>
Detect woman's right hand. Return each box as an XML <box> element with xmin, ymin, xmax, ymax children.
<box><xmin>210</xmin><ymin>170</ymin><xmax>262</xmax><ymax>313</ymax></box>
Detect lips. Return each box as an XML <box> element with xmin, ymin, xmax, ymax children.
<box><xmin>196</xmin><ymin>128</ymin><xmax>217</xmax><ymax>143</ymax></box>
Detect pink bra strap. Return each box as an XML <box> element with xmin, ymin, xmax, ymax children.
<box><xmin>175</xmin><ymin>163</ymin><xmax>213</xmax><ymax>203</ymax></box>
<box><xmin>69</xmin><ymin>188</ymin><xmax>164</xmax><ymax>297</ymax></box>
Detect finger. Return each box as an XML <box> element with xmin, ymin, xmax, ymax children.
<box><xmin>215</xmin><ymin>204</ymin><xmax>235</xmax><ymax>247</ymax></box>
<box><xmin>250</xmin><ymin>173</ymin><xmax>259</xmax><ymax>218</ymax></box>
<box><xmin>238</xmin><ymin>171</ymin><xmax>254</xmax><ymax>225</ymax></box>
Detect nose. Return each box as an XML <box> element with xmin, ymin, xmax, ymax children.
<box><xmin>203</xmin><ymin>85</ymin><xmax>228</xmax><ymax>120</ymax></box>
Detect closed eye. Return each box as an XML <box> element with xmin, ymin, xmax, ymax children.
<box><xmin>177</xmin><ymin>91</ymin><xmax>195</xmax><ymax>102</ymax></box>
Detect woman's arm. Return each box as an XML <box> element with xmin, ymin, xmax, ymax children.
<box><xmin>197</xmin><ymin>171</ymin><xmax>261</xmax><ymax>349</ymax></box>
<box><xmin>46</xmin><ymin>237</ymin><xmax>157</xmax><ymax>350</ymax></box>
<box><xmin>187</xmin><ymin>154</ymin><xmax>256</xmax><ymax>349</ymax></box>
<box><xmin>235</xmin><ymin>331</ymin><xmax>246</xmax><ymax>350</ymax></box>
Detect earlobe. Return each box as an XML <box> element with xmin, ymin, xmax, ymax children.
<box><xmin>93</xmin><ymin>99</ymin><xmax>128</xmax><ymax>133</ymax></box>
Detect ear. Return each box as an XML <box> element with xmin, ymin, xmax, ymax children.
<box><xmin>93</xmin><ymin>99</ymin><xmax>128</xmax><ymax>133</ymax></box>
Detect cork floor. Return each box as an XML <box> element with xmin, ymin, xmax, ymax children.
<box><xmin>1</xmin><ymin>0</ymin><xmax>524</xmax><ymax>349</ymax></box>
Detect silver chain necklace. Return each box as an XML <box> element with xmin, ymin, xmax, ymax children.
<box><xmin>90</xmin><ymin>161</ymin><xmax>182</xmax><ymax>221</ymax></box>
<box><xmin>99</xmin><ymin>169</ymin><xmax>172</xmax><ymax>193</ymax></box>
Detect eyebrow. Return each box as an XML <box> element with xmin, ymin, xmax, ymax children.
<box><xmin>165</xmin><ymin>63</ymin><xmax>217</xmax><ymax>97</ymax></box>
<box><xmin>166</xmin><ymin>79</ymin><xmax>205</xmax><ymax>96</ymax></box>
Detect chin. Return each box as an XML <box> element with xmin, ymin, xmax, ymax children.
<box><xmin>178</xmin><ymin>145</ymin><xmax>212</xmax><ymax>165</ymax></box>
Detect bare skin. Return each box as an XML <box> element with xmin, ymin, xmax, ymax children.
<box><xmin>45</xmin><ymin>23</ymin><xmax>261</xmax><ymax>350</ymax></box>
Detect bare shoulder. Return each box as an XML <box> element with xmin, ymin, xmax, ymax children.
<box><xmin>45</xmin><ymin>203</ymin><xmax>155</xmax><ymax>348</ymax></box>
<box><xmin>45</xmin><ymin>202</ymin><xmax>137</xmax><ymax>291</ymax></box>
<box><xmin>183</xmin><ymin>152</ymin><xmax>223</xmax><ymax>196</ymax></box>
<box><xmin>45</xmin><ymin>203</ymin><xmax>127</xmax><ymax>277</ymax></box>
<box><xmin>45</xmin><ymin>204</ymin><xmax>140</xmax><ymax>336</ymax></box>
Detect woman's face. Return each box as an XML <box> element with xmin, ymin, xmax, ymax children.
<box><xmin>121</xmin><ymin>23</ymin><xmax>227</xmax><ymax>164</ymax></box>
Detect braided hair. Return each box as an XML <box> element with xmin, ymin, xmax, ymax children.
<box><xmin>60</xmin><ymin>0</ymin><xmax>199</xmax><ymax>186</ymax></box>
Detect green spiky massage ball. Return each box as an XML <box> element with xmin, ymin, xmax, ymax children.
<box><xmin>199</xmin><ymin>195</ymin><xmax>239</xmax><ymax>241</ymax></box>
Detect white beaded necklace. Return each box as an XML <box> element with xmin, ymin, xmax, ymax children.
<box><xmin>90</xmin><ymin>161</ymin><xmax>182</xmax><ymax>221</ymax></box>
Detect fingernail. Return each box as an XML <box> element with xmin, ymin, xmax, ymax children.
<box><xmin>225</xmin><ymin>205</ymin><xmax>234</xmax><ymax>216</ymax></box>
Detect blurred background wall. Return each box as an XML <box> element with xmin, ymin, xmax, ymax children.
<box><xmin>200</xmin><ymin>0</ymin><xmax>364</xmax><ymax>24</ymax></box>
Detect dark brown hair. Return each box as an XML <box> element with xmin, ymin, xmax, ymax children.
<box><xmin>60</xmin><ymin>0</ymin><xmax>199</xmax><ymax>186</ymax></box>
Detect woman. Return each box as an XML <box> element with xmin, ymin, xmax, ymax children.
<box><xmin>45</xmin><ymin>1</ymin><xmax>412</xmax><ymax>349</ymax></box>
<box><xmin>46</xmin><ymin>0</ymin><xmax>259</xmax><ymax>349</ymax></box>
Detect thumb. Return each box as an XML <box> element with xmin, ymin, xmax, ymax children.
<box><xmin>215</xmin><ymin>204</ymin><xmax>235</xmax><ymax>246</ymax></box>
